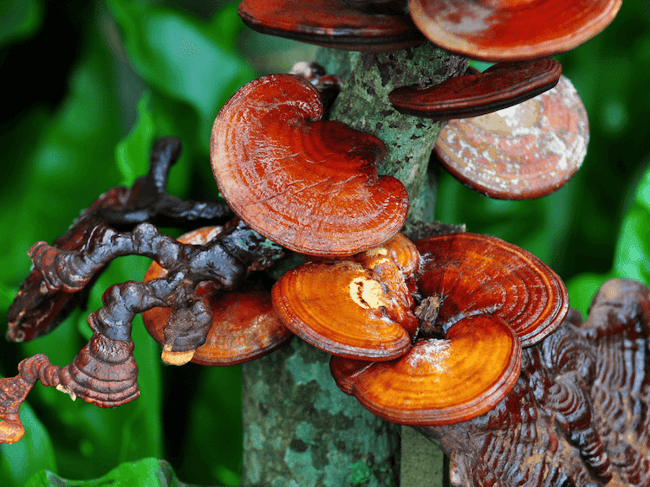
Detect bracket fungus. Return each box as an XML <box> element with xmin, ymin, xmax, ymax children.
<box><xmin>389</xmin><ymin>57</ymin><xmax>562</xmax><ymax>120</ymax></box>
<box><xmin>210</xmin><ymin>73</ymin><xmax>409</xmax><ymax>256</ymax></box>
<box><xmin>238</xmin><ymin>0</ymin><xmax>424</xmax><ymax>52</ymax></box>
<box><xmin>434</xmin><ymin>75</ymin><xmax>589</xmax><ymax>199</ymax></box>
<box><xmin>330</xmin><ymin>314</ymin><xmax>522</xmax><ymax>425</ymax></box>
<box><xmin>415</xmin><ymin>232</ymin><xmax>569</xmax><ymax>347</ymax></box>
<box><xmin>409</xmin><ymin>0</ymin><xmax>623</xmax><ymax>61</ymax></box>
<box><xmin>142</xmin><ymin>226</ymin><xmax>292</xmax><ymax>366</ymax></box>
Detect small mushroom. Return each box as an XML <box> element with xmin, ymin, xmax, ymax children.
<box><xmin>210</xmin><ymin>74</ymin><xmax>409</xmax><ymax>256</ymax></box>
<box><xmin>272</xmin><ymin>259</ymin><xmax>415</xmax><ymax>360</ymax></box>
<box><xmin>389</xmin><ymin>57</ymin><xmax>562</xmax><ymax>120</ymax></box>
<box><xmin>409</xmin><ymin>0</ymin><xmax>623</xmax><ymax>61</ymax></box>
<box><xmin>238</xmin><ymin>0</ymin><xmax>425</xmax><ymax>52</ymax></box>
<box><xmin>415</xmin><ymin>232</ymin><xmax>569</xmax><ymax>347</ymax></box>
<box><xmin>142</xmin><ymin>227</ymin><xmax>292</xmax><ymax>365</ymax></box>
<box><xmin>434</xmin><ymin>75</ymin><xmax>589</xmax><ymax>200</ymax></box>
<box><xmin>330</xmin><ymin>314</ymin><xmax>522</xmax><ymax>425</ymax></box>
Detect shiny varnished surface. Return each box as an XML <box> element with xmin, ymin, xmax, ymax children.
<box><xmin>435</xmin><ymin>76</ymin><xmax>589</xmax><ymax>200</ymax></box>
<box><xmin>418</xmin><ymin>278</ymin><xmax>650</xmax><ymax>486</ymax></box>
<box><xmin>409</xmin><ymin>0</ymin><xmax>622</xmax><ymax>61</ymax></box>
<box><xmin>142</xmin><ymin>227</ymin><xmax>292</xmax><ymax>366</ymax></box>
<box><xmin>389</xmin><ymin>57</ymin><xmax>561</xmax><ymax>120</ymax></box>
<box><xmin>238</xmin><ymin>0</ymin><xmax>424</xmax><ymax>51</ymax></box>
<box><xmin>272</xmin><ymin>260</ymin><xmax>413</xmax><ymax>360</ymax></box>
<box><xmin>416</xmin><ymin>232</ymin><xmax>568</xmax><ymax>347</ymax></box>
<box><xmin>210</xmin><ymin>74</ymin><xmax>409</xmax><ymax>256</ymax></box>
<box><xmin>330</xmin><ymin>315</ymin><xmax>521</xmax><ymax>425</ymax></box>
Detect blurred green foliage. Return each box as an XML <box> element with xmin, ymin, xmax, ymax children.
<box><xmin>0</xmin><ymin>0</ymin><xmax>647</xmax><ymax>486</ymax></box>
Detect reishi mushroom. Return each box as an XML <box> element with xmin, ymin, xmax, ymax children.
<box><xmin>238</xmin><ymin>0</ymin><xmax>425</xmax><ymax>52</ymax></box>
<box><xmin>415</xmin><ymin>232</ymin><xmax>569</xmax><ymax>346</ymax></box>
<box><xmin>389</xmin><ymin>57</ymin><xmax>562</xmax><ymax>120</ymax></box>
<box><xmin>330</xmin><ymin>314</ymin><xmax>522</xmax><ymax>425</ymax></box>
<box><xmin>434</xmin><ymin>75</ymin><xmax>589</xmax><ymax>200</ymax></box>
<box><xmin>409</xmin><ymin>0</ymin><xmax>623</xmax><ymax>61</ymax></box>
<box><xmin>142</xmin><ymin>226</ymin><xmax>292</xmax><ymax>366</ymax></box>
<box><xmin>210</xmin><ymin>73</ymin><xmax>409</xmax><ymax>256</ymax></box>
<box><xmin>322</xmin><ymin>231</ymin><xmax>567</xmax><ymax>427</ymax></box>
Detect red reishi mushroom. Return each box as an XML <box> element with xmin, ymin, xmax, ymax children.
<box><xmin>434</xmin><ymin>75</ymin><xmax>589</xmax><ymax>200</ymax></box>
<box><xmin>142</xmin><ymin>227</ymin><xmax>292</xmax><ymax>366</ymax></box>
<box><xmin>330</xmin><ymin>314</ymin><xmax>522</xmax><ymax>425</ymax></box>
<box><xmin>272</xmin><ymin>259</ymin><xmax>415</xmax><ymax>360</ymax></box>
<box><xmin>238</xmin><ymin>0</ymin><xmax>425</xmax><ymax>52</ymax></box>
<box><xmin>389</xmin><ymin>57</ymin><xmax>562</xmax><ymax>120</ymax></box>
<box><xmin>415</xmin><ymin>232</ymin><xmax>569</xmax><ymax>347</ymax></box>
<box><xmin>409</xmin><ymin>0</ymin><xmax>622</xmax><ymax>61</ymax></box>
<box><xmin>210</xmin><ymin>74</ymin><xmax>409</xmax><ymax>257</ymax></box>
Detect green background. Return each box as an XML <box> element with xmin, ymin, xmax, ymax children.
<box><xmin>0</xmin><ymin>0</ymin><xmax>648</xmax><ymax>485</ymax></box>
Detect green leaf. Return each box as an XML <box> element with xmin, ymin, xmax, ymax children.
<box><xmin>25</xmin><ymin>458</ymin><xmax>191</xmax><ymax>487</ymax></box>
<box><xmin>106</xmin><ymin>0</ymin><xmax>255</xmax><ymax>145</ymax></box>
<box><xmin>612</xmin><ymin>164</ymin><xmax>650</xmax><ymax>284</ymax></box>
<box><xmin>0</xmin><ymin>0</ymin><xmax>43</xmax><ymax>45</ymax></box>
<box><xmin>0</xmin><ymin>399</ymin><xmax>56</xmax><ymax>487</ymax></box>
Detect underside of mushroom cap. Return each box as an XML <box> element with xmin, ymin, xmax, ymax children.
<box><xmin>238</xmin><ymin>0</ymin><xmax>425</xmax><ymax>52</ymax></box>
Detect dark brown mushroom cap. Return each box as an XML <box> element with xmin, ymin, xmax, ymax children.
<box><xmin>389</xmin><ymin>57</ymin><xmax>562</xmax><ymax>120</ymax></box>
<box><xmin>330</xmin><ymin>314</ymin><xmax>522</xmax><ymax>425</ymax></box>
<box><xmin>434</xmin><ymin>75</ymin><xmax>589</xmax><ymax>200</ymax></box>
<box><xmin>272</xmin><ymin>260</ymin><xmax>415</xmax><ymax>360</ymax></box>
<box><xmin>415</xmin><ymin>232</ymin><xmax>568</xmax><ymax>347</ymax></box>
<box><xmin>409</xmin><ymin>0</ymin><xmax>622</xmax><ymax>61</ymax></box>
<box><xmin>142</xmin><ymin>227</ymin><xmax>292</xmax><ymax>366</ymax></box>
<box><xmin>210</xmin><ymin>74</ymin><xmax>409</xmax><ymax>256</ymax></box>
<box><xmin>238</xmin><ymin>0</ymin><xmax>425</xmax><ymax>52</ymax></box>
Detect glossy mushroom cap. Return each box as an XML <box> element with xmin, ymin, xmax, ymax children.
<box><xmin>389</xmin><ymin>57</ymin><xmax>562</xmax><ymax>120</ymax></box>
<box><xmin>434</xmin><ymin>75</ymin><xmax>589</xmax><ymax>200</ymax></box>
<box><xmin>409</xmin><ymin>0</ymin><xmax>622</xmax><ymax>61</ymax></box>
<box><xmin>272</xmin><ymin>259</ymin><xmax>415</xmax><ymax>360</ymax></box>
<box><xmin>330</xmin><ymin>314</ymin><xmax>522</xmax><ymax>425</ymax></box>
<box><xmin>238</xmin><ymin>0</ymin><xmax>425</xmax><ymax>52</ymax></box>
<box><xmin>211</xmin><ymin>74</ymin><xmax>409</xmax><ymax>256</ymax></box>
<box><xmin>415</xmin><ymin>232</ymin><xmax>569</xmax><ymax>347</ymax></box>
<box><xmin>142</xmin><ymin>227</ymin><xmax>292</xmax><ymax>366</ymax></box>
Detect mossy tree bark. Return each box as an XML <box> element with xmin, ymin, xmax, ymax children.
<box><xmin>241</xmin><ymin>42</ymin><xmax>468</xmax><ymax>487</ymax></box>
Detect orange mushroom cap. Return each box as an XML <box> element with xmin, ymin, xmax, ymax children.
<box><xmin>272</xmin><ymin>259</ymin><xmax>415</xmax><ymax>361</ymax></box>
<box><xmin>389</xmin><ymin>57</ymin><xmax>562</xmax><ymax>120</ymax></box>
<box><xmin>415</xmin><ymin>232</ymin><xmax>568</xmax><ymax>347</ymax></box>
<box><xmin>238</xmin><ymin>0</ymin><xmax>425</xmax><ymax>52</ymax></box>
<box><xmin>142</xmin><ymin>227</ymin><xmax>292</xmax><ymax>366</ymax></box>
<box><xmin>330</xmin><ymin>314</ymin><xmax>522</xmax><ymax>425</ymax></box>
<box><xmin>434</xmin><ymin>75</ymin><xmax>589</xmax><ymax>200</ymax></box>
<box><xmin>409</xmin><ymin>0</ymin><xmax>622</xmax><ymax>61</ymax></box>
<box><xmin>210</xmin><ymin>74</ymin><xmax>409</xmax><ymax>256</ymax></box>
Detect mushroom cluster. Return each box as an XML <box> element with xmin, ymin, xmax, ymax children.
<box><xmin>0</xmin><ymin>0</ymin><xmax>629</xmax><ymax>485</ymax></box>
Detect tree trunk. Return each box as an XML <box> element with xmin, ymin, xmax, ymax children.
<box><xmin>241</xmin><ymin>42</ymin><xmax>468</xmax><ymax>486</ymax></box>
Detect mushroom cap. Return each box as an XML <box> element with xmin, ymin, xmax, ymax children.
<box><xmin>238</xmin><ymin>0</ymin><xmax>425</xmax><ymax>52</ymax></box>
<box><xmin>409</xmin><ymin>0</ymin><xmax>622</xmax><ymax>61</ymax></box>
<box><xmin>272</xmin><ymin>260</ymin><xmax>415</xmax><ymax>360</ymax></box>
<box><xmin>142</xmin><ymin>227</ymin><xmax>292</xmax><ymax>366</ymax></box>
<box><xmin>330</xmin><ymin>314</ymin><xmax>522</xmax><ymax>425</ymax></box>
<box><xmin>389</xmin><ymin>57</ymin><xmax>562</xmax><ymax>120</ymax></box>
<box><xmin>210</xmin><ymin>74</ymin><xmax>409</xmax><ymax>256</ymax></box>
<box><xmin>415</xmin><ymin>232</ymin><xmax>568</xmax><ymax>347</ymax></box>
<box><xmin>434</xmin><ymin>75</ymin><xmax>589</xmax><ymax>200</ymax></box>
